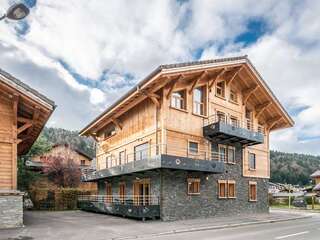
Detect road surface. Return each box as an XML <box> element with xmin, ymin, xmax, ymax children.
<box><xmin>139</xmin><ymin>215</ymin><xmax>320</xmax><ymax>240</ymax></box>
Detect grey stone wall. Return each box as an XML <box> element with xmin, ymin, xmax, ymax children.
<box><xmin>160</xmin><ymin>143</ymin><xmax>269</xmax><ymax>221</ymax></box>
<box><xmin>0</xmin><ymin>194</ymin><xmax>23</xmax><ymax>229</ymax></box>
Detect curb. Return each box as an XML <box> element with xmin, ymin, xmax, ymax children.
<box><xmin>113</xmin><ymin>215</ymin><xmax>311</xmax><ymax>240</ymax></box>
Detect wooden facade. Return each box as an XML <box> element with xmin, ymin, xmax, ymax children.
<box><xmin>80</xmin><ymin>56</ymin><xmax>293</xmax><ymax>180</ymax></box>
<box><xmin>0</xmin><ymin>69</ymin><xmax>55</xmax><ymax>190</ymax></box>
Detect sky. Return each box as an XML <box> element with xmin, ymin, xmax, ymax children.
<box><xmin>0</xmin><ymin>0</ymin><xmax>319</xmax><ymax>155</ymax></box>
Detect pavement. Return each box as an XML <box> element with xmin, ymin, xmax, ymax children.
<box><xmin>0</xmin><ymin>209</ymin><xmax>317</xmax><ymax>240</ymax></box>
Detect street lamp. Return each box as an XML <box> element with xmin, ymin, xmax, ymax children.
<box><xmin>0</xmin><ymin>3</ymin><xmax>30</xmax><ymax>21</ymax></box>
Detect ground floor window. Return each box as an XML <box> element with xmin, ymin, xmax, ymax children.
<box><xmin>187</xmin><ymin>178</ymin><xmax>200</xmax><ymax>195</ymax></box>
<box><xmin>218</xmin><ymin>180</ymin><xmax>236</xmax><ymax>199</ymax></box>
<box><xmin>106</xmin><ymin>182</ymin><xmax>112</xmax><ymax>203</ymax></box>
<box><xmin>249</xmin><ymin>181</ymin><xmax>257</xmax><ymax>202</ymax></box>
<box><xmin>119</xmin><ymin>183</ymin><xmax>125</xmax><ymax>203</ymax></box>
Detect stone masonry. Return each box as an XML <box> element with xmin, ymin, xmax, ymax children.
<box><xmin>0</xmin><ymin>191</ymin><xmax>23</xmax><ymax>229</ymax></box>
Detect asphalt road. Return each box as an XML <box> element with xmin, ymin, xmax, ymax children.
<box><xmin>140</xmin><ymin>216</ymin><xmax>320</xmax><ymax>240</ymax></box>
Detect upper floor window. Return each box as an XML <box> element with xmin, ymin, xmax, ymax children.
<box><xmin>103</xmin><ymin>125</ymin><xmax>116</xmax><ymax>139</ymax></box>
<box><xmin>230</xmin><ymin>89</ymin><xmax>238</xmax><ymax>103</ymax></box>
<box><xmin>193</xmin><ymin>86</ymin><xmax>205</xmax><ymax>115</ymax></box>
<box><xmin>171</xmin><ymin>90</ymin><xmax>186</xmax><ymax>110</ymax></box>
<box><xmin>134</xmin><ymin>142</ymin><xmax>149</xmax><ymax>161</ymax></box>
<box><xmin>187</xmin><ymin>178</ymin><xmax>200</xmax><ymax>195</ymax></box>
<box><xmin>218</xmin><ymin>145</ymin><xmax>236</xmax><ymax>164</ymax></box>
<box><xmin>119</xmin><ymin>150</ymin><xmax>126</xmax><ymax>165</ymax></box>
<box><xmin>228</xmin><ymin>147</ymin><xmax>236</xmax><ymax>164</ymax></box>
<box><xmin>80</xmin><ymin>160</ymin><xmax>86</xmax><ymax>166</ymax></box>
<box><xmin>249</xmin><ymin>152</ymin><xmax>256</xmax><ymax>170</ymax></box>
<box><xmin>216</xmin><ymin>81</ymin><xmax>225</xmax><ymax>98</ymax></box>
<box><xmin>188</xmin><ymin>141</ymin><xmax>199</xmax><ymax>155</ymax></box>
<box><xmin>230</xmin><ymin>116</ymin><xmax>239</xmax><ymax>128</ymax></box>
<box><xmin>217</xmin><ymin>111</ymin><xmax>226</xmax><ymax>123</ymax></box>
<box><xmin>218</xmin><ymin>145</ymin><xmax>227</xmax><ymax>163</ymax></box>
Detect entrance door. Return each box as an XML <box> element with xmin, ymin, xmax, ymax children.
<box><xmin>119</xmin><ymin>183</ymin><xmax>125</xmax><ymax>203</ymax></box>
<box><xmin>133</xmin><ymin>179</ymin><xmax>150</xmax><ymax>206</ymax></box>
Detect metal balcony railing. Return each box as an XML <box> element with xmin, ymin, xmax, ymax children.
<box><xmin>78</xmin><ymin>194</ymin><xmax>160</xmax><ymax>206</ymax></box>
<box><xmin>203</xmin><ymin>114</ymin><xmax>265</xmax><ymax>135</ymax></box>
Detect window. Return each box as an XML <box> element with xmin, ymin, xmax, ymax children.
<box><xmin>219</xmin><ymin>145</ymin><xmax>227</xmax><ymax>162</ymax></box>
<box><xmin>228</xmin><ymin>181</ymin><xmax>236</xmax><ymax>198</ymax></box>
<box><xmin>188</xmin><ymin>141</ymin><xmax>199</xmax><ymax>155</ymax></box>
<box><xmin>245</xmin><ymin>108</ymin><xmax>253</xmax><ymax>130</ymax></box>
<box><xmin>80</xmin><ymin>160</ymin><xmax>86</xmax><ymax>166</ymax></box>
<box><xmin>230</xmin><ymin>116</ymin><xmax>239</xmax><ymax>128</ymax></box>
<box><xmin>216</xmin><ymin>81</ymin><xmax>225</xmax><ymax>98</ymax></box>
<box><xmin>230</xmin><ymin>89</ymin><xmax>238</xmax><ymax>103</ymax></box>
<box><xmin>187</xmin><ymin>178</ymin><xmax>200</xmax><ymax>195</ymax></box>
<box><xmin>228</xmin><ymin>147</ymin><xmax>236</xmax><ymax>164</ymax></box>
<box><xmin>119</xmin><ymin>150</ymin><xmax>126</xmax><ymax>165</ymax></box>
<box><xmin>171</xmin><ymin>90</ymin><xmax>186</xmax><ymax>110</ymax></box>
<box><xmin>218</xmin><ymin>180</ymin><xmax>227</xmax><ymax>198</ymax></box>
<box><xmin>106</xmin><ymin>182</ymin><xmax>112</xmax><ymax>203</ymax></box>
<box><xmin>105</xmin><ymin>156</ymin><xmax>111</xmax><ymax>168</ymax></box>
<box><xmin>119</xmin><ymin>183</ymin><xmax>125</xmax><ymax>203</ymax></box>
<box><xmin>104</xmin><ymin>125</ymin><xmax>116</xmax><ymax>139</ymax></box>
<box><xmin>134</xmin><ymin>142</ymin><xmax>149</xmax><ymax>161</ymax></box>
<box><xmin>249</xmin><ymin>152</ymin><xmax>256</xmax><ymax>170</ymax></box>
<box><xmin>193</xmin><ymin>86</ymin><xmax>206</xmax><ymax>115</ymax></box>
<box><xmin>249</xmin><ymin>181</ymin><xmax>257</xmax><ymax>201</ymax></box>
<box><xmin>218</xmin><ymin>180</ymin><xmax>236</xmax><ymax>199</ymax></box>
<box><xmin>217</xmin><ymin>111</ymin><xmax>226</xmax><ymax>123</ymax></box>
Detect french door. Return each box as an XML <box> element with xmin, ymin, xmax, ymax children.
<box><xmin>133</xmin><ymin>179</ymin><xmax>150</xmax><ymax>206</ymax></box>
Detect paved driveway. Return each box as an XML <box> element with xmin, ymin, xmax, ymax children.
<box><xmin>0</xmin><ymin>210</ymin><xmax>312</xmax><ymax>240</ymax></box>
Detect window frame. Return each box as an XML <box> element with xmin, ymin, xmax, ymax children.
<box><xmin>216</xmin><ymin>81</ymin><xmax>226</xmax><ymax>98</ymax></box>
<box><xmin>229</xmin><ymin>89</ymin><xmax>238</xmax><ymax>104</ymax></box>
<box><xmin>218</xmin><ymin>144</ymin><xmax>228</xmax><ymax>163</ymax></box>
<box><xmin>228</xmin><ymin>146</ymin><xmax>236</xmax><ymax>164</ymax></box>
<box><xmin>249</xmin><ymin>181</ymin><xmax>257</xmax><ymax>202</ymax></box>
<box><xmin>248</xmin><ymin>152</ymin><xmax>256</xmax><ymax>170</ymax></box>
<box><xmin>218</xmin><ymin>180</ymin><xmax>228</xmax><ymax>199</ymax></box>
<box><xmin>134</xmin><ymin>142</ymin><xmax>150</xmax><ymax>161</ymax></box>
<box><xmin>193</xmin><ymin>85</ymin><xmax>207</xmax><ymax>116</ymax></box>
<box><xmin>216</xmin><ymin>111</ymin><xmax>226</xmax><ymax>123</ymax></box>
<box><xmin>119</xmin><ymin>150</ymin><xmax>126</xmax><ymax>165</ymax></box>
<box><xmin>171</xmin><ymin>89</ymin><xmax>187</xmax><ymax>111</ymax></box>
<box><xmin>228</xmin><ymin>180</ymin><xmax>236</xmax><ymax>199</ymax></box>
<box><xmin>80</xmin><ymin>160</ymin><xmax>86</xmax><ymax>166</ymax></box>
<box><xmin>106</xmin><ymin>182</ymin><xmax>112</xmax><ymax>203</ymax></box>
<box><xmin>188</xmin><ymin>140</ymin><xmax>199</xmax><ymax>156</ymax></box>
<box><xmin>187</xmin><ymin>178</ymin><xmax>201</xmax><ymax>195</ymax></box>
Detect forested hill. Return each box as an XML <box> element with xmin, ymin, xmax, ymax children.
<box><xmin>270</xmin><ymin>150</ymin><xmax>320</xmax><ymax>185</ymax></box>
<box><xmin>33</xmin><ymin>128</ymin><xmax>320</xmax><ymax>186</ymax></box>
<box><xmin>40</xmin><ymin>127</ymin><xmax>95</xmax><ymax>158</ymax></box>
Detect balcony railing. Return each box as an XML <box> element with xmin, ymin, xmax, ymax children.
<box><xmin>78</xmin><ymin>194</ymin><xmax>160</xmax><ymax>206</ymax></box>
<box><xmin>203</xmin><ymin>114</ymin><xmax>265</xmax><ymax>134</ymax></box>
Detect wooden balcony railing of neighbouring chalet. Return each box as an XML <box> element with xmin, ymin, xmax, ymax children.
<box><xmin>203</xmin><ymin>114</ymin><xmax>264</xmax><ymax>146</ymax></box>
<box><xmin>77</xmin><ymin>194</ymin><xmax>160</xmax><ymax>220</ymax></box>
<box><xmin>81</xmin><ymin>144</ymin><xmax>225</xmax><ymax>182</ymax></box>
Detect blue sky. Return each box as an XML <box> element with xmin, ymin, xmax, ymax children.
<box><xmin>0</xmin><ymin>0</ymin><xmax>320</xmax><ymax>154</ymax></box>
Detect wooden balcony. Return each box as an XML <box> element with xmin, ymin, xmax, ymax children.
<box><xmin>203</xmin><ymin>115</ymin><xmax>264</xmax><ymax>146</ymax></box>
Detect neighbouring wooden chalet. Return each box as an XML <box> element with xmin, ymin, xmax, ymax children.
<box><xmin>0</xmin><ymin>69</ymin><xmax>55</xmax><ymax>228</ymax></box>
<box><xmin>26</xmin><ymin>143</ymin><xmax>97</xmax><ymax>191</ymax></box>
<box><xmin>79</xmin><ymin>56</ymin><xmax>293</xmax><ymax>221</ymax></box>
<box><xmin>311</xmin><ymin>170</ymin><xmax>320</xmax><ymax>196</ymax></box>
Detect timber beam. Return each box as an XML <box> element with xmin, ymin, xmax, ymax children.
<box><xmin>242</xmin><ymin>85</ymin><xmax>259</xmax><ymax>105</ymax></box>
<box><xmin>226</xmin><ymin>66</ymin><xmax>243</xmax><ymax>86</ymax></box>
<box><xmin>166</xmin><ymin>75</ymin><xmax>183</xmax><ymax>99</ymax></box>
<box><xmin>255</xmin><ymin>102</ymin><xmax>272</xmax><ymax>118</ymax></box>
<box><xmin>188</xmin><ymin>71</ymin><xmax>207</xmax><ymax>94</ymax></box>
<box><xmin>111</xmin><ymin>118</ymin><xmax>123</xmax><ymax>130</ymax></box>
<box><xmin>17</xmin><ymin>117</ymin><xmax>33</xmax><ymax>124</ymax></box>
<box><xmin>17</xmin><ymin>122</ymin><xmax>33</xmax><ymax>135</ymax></box>
<box><xmin>266</xmin><ymin>116</ymin><xmax>282</xmax><ymax>131</ymax></box>
<box><xmin>209</xmin><ymin>68</ymin><xmax>226</xmax><ymax>89</ymax></box>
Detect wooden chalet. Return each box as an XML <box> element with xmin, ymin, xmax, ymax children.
<box><xmin>79</xmin><ymin>56</ymin><xmax>293</xmax><ymax>221</ymax></box>
<box><xmin>0</xmin><ymin>69</ymin><xmax>55</xmax><ymax>228</ymax></box>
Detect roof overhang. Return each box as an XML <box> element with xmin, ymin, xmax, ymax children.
<box><xmin>80</xmin><ymin>56</ymin><xmax>294</xmax><ymax>137</ymax></box>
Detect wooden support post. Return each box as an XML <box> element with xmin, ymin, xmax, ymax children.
<box><xmin>243</xmin><ymin>85</ymin><xmax>259</xmax><ymax>105</ymax></box>
<box><xmin>17</xmin><ymin>122</ymin><xmax>33</xmax><ymax>135</ymax></box>
<box><xmin>188</xmin><ymin>71</ymin><xmax>207</xmax><ymax>94</ymax></box>
<box><xmin>226</xmin><ymin>66</ymin><xmax>243</xmax><ymax>86</ymax></box>
<box><xmin>12</xmin><ymin>94</ymin><xmax>19</xmax><ymax>190</ymax></box>
<box><xmin>208</xmin><ymin>68</ymin><xmax>226</xmax><ymax>90</ymax></box>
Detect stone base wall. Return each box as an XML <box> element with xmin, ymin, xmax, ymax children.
<box><xmin>0</xmin><ymin>193</ymin><xmax>23</xmax><ymax>229</ymax></box>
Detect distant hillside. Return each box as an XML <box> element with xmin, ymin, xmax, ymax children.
<box><xmin>41</xmin><ymin>127</ymin><xmax>95</xmax><ymax>158</ymax></box>
<box><xmin>33</xmin><ymin>128</ymin><xmax>320</xmax><ymax>186</ymax></box>
<box><xmin>270</xmin><ymin>150</ymin><xmax>320</xmax><ymax>186</ymax></box>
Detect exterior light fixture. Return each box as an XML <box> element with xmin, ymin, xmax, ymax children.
<box><xmin>0</xmin><ymin>3</ymin><xmax>30</xmax><ymax>21</ymax></box>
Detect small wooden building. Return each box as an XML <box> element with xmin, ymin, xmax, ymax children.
<box><xmin>0</xmin><ymin>69</ymin><xmax>55</xmax><ymax>228</ymax></box>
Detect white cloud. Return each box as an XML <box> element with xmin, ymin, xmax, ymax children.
<box><xmin>0</xmin><ymin>0</ymin><xmax>319</xmax><ymax>154</ymax></box>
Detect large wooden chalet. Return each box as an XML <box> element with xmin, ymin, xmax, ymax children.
<box><xmin>0</xmin><ymin>69</ymin><xmax>55</xmax><ymax>228</ymax></box>
<box><xmin>79</xmin><ymin>56</ymin><xmax>293</xmax><ymax>221</ymax></box>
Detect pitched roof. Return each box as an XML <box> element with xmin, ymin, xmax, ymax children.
<box><xmin>0</xmin><ymin>68</ymin><xmax>56</xmax><ymax>109</ymax></box>
<box><xmin>80</xmin><ymin>55</ymin><xmax>294</xmax><ymax>135</ymax></box>
<box><xmin>313</xmin><ymin>183</ymin><xmax>320</xmax><ymax>191</ymax></box>
<box><xmin>51</xmin><ymin>144</ymin><xmax>93</xmax><ymax>160</ymax></box>
<box><xmin>311</xmin><ymin>170</ymin><xmax>320</xmax><ymax>178</ymax></box>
